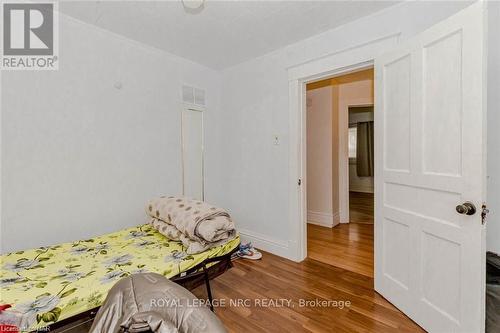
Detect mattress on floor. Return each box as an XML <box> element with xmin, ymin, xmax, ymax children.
<box><xmin>0</xmin><ymin>224</ymin><xmax>240</xmax><ymax>332</ymax></box>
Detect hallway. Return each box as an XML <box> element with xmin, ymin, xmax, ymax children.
<box><xmin>307</xmin><ymin>191</ymin><xmax>374</xmax><ymax>277</ymax></box>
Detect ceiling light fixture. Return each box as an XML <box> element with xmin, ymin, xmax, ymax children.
<box><xmin>182</xmin><ymin>0</ymin><xmax>205</xmax><ymax>10</ymax></box>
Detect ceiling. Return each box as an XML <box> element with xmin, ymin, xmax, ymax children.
<box><xmin>59</xmin><ymin>1</ymin><xmax>399</xmax><ymax>70</ymax></box>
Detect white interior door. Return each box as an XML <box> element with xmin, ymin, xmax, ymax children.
<box><xmin>374</xmin><ymin>2</ymin><xmax>486</xmax><ymax>332</ymax></box>
<box><xmin>182</xmin><ymin>108</ymin><xmax>204</xmax><ymax>201</ymax></box>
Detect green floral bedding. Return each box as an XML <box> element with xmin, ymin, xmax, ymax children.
<box><xmin>0</xmin><ymin>224</ymin><xmax>239</xmax><ymax>332</ymax></box>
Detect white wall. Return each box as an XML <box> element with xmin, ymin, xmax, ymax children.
<box><xmin>0</xmin><ymin>13</ymin><xmax>221</xmax><ymax>253</ymax></box>
<box><xmin>217</xmin><ymin>1</ymin><xmax>476</xmax><ymax>258</ymax></box>
<box><xmin>216</xmin><ymin>51</ymin><xmax>290</xmax><ymax>257</ymax></box>
<box><xmin>487</xmin><ymin>1</ymin><xmax>500</xmax><ymax>255</ymax></box>
<box><xmin>306</xmin><ymin>86</ymin><xmax>336</xmax><ymax>227</ymax></box>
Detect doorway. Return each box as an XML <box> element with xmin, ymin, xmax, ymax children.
<box><xmin>305</xmin><ymin>68</ymin><xmax>375</xmax><ymax>277</ymax></box>
<box><xmin>348</xmin><ymin>105</ymin><xmax>374</xmax><ymax>225</ymax></box>
<box><xmin>291</xmin><ymin>4</ymin><xmax>486</xmax><ymax>331</ymax></box>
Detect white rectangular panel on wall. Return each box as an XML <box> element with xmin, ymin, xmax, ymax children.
<box><xmin>181</xmin><ymin>108</ymin><xmax>204</xmax><ymax>201</ymax></box>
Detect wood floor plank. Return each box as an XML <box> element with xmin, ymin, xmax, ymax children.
<box><xmin>307</xmin><ymin>223</ymin><xmax>375</xmax><ymax>277</ymax></box>
<box><xmin>349</xmin><ymin>192</ymin><xmax>374</xmax><ymax>224</ymax></box>
<box><xmin>307</xmin><ymin>191</ymin><xmax>375</xmax><ymax>277</ymax></box>
<box><xmin>191</xmin><ymin>252</ymin><xmax>424</xmax><ymax>333</ymax></box>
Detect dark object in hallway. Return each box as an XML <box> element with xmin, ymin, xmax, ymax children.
<box><xmin>487</xmin><ymin>252</ymin><xmax>500</xmax><ymax>333</ymax></box>
<box><xmin>356</xmin><ymin>121</ymin><xmax>375</xmax><ymax>177</ymax></box>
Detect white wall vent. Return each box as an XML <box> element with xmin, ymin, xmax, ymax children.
<box><xmin>194</xmin><ymin>88</ymin><xmax>205</xmax><ymax>106</ymax></box>
<box><xmin>182</xmin><ymin>85</ymin><xmax>195</xmax><ymax>104</ymax></box>
<box><xmin>182</xmin><ymin>85</ymin><xmax>206</xmax><ymax>107</ymax></box>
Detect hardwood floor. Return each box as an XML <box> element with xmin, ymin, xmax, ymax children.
<box><xmin>307</xmin><ymin>190</ymin><xmax>374</xmax><ymax>276</ymax></box>
<box><xmin>192</xmin><ymin>253</ymin><xmax>424</xmax><ymax>333</ymax></box>
<box><xmin>64</xmin><ymin>254</ymin><xmax>423</xmax><ymax>333</ymax></box>
<box><xmin>307</xmin><ymin>223</ymin><xmax>374</xmax><ymax>278</ymax></box>
<box><xmin>349</xmin><ymin>191</ymin><xmax>374</xmax><ymax>224</ymax></box>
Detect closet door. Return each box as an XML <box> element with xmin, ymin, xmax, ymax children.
<box><xmin>181</xmin><ymin>108</ymin><xmax>204</xmax><ymax>200</ymax></box>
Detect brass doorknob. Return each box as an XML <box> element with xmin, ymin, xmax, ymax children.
<box><xmin>456</xmin><ymin>202</ymin><xmax>476</xmax><ymax>215</ymax></box>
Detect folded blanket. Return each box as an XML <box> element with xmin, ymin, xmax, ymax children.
<box><xmin>146</xmin><ymin>197</ymin><xmax>236</xmax><ymax>254</ymax></box>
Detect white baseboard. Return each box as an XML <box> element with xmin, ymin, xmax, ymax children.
<box><xmin>238</xmin><ymin>228</ymin><xmax>295</xmax><ymax>261</ymax></box>
<box><xmin>307</xmin><ymin>211</ymin><xmax>340</xmax><ymax>228</ymax></box>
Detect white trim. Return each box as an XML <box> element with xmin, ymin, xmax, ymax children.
<box><xmin>288</xmin><ymin>34</ymin><xmax>400</xmax><ymax>262</ymax></box>
<box><xmin>287</xmin><ymin>32</ymin><xmax>401</xmax><ymax>75</ymax></box>
<box><xmin>238</xmin><ymin>229</ymin><xmax>294</xmax><ymax>261</ymax></box>
<box><xmin>307</xmin><ymin>211</ymin><xmax>340</xmax><ymax>228</ymax></box>
<box><xmin>181</xmin><ymin>106</ymin><xmax>205</xmax><ymax>201</ymax></box>
<box><xmin>288</xmin><ymin>33</ymin><xmax>400</xmax><ymax>81</ymax></box>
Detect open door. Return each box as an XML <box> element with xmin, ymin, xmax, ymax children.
<box><xmin>374</xmin><ymin>2</ymin><xmax>486</xmax><ymax>332</ymax></box>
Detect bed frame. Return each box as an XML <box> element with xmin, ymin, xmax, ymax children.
<box><xmin>40</xmin><ymin>245</ymin><xmax>239</xmax><ymax>333</ymax></box>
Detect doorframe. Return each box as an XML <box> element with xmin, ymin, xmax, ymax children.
<box><xmin>287</xmin><ymin>34</ymin><xmax>399</xmax><ymax>262</ymax></box>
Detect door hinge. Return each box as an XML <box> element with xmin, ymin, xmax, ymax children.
<box><xmin>482</xmin><ymin>204</ymin><xmax>489</xmax><ymax>225</ymax></box>
<box><xmin>298</xmin><ymin>178</ymin><xmax>302</xmax><ymax>186</ymax></box>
